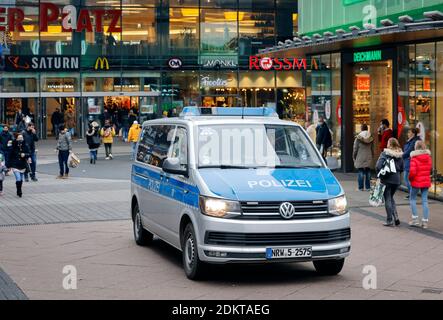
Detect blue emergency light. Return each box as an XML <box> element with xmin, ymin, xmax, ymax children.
<box><xmin>180</xmin><ymin>107</ymin><xmax>278</xmax><ymax>118</ymax></box>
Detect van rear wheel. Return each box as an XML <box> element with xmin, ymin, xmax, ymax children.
<box><xmin>313</xmin><ymin>258</ymin><xmax>345</xmax><ymax>276</ymax></box>
<box><xmin>182</xmin><ymin>223</ymin><xmax>207</xmax><ymax>280</ymax></box>
<box><xmin>133</xmin><ymin>202</ymin><xmax>153</xmax><ymax>246</ymax></box>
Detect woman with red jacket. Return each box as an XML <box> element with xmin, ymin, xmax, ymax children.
<box><xmin>408</xmin><ymin>141</ymin><xmax>432</xmax><ymax>229</ymax></box>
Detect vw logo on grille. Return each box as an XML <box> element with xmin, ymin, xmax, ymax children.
<box><xmin>279</xmin><ymin>202</ymin><xmax>295</xmax><ymax>219</ymax></box>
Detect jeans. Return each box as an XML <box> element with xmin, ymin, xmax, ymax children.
<box><xmin>24</xmin><ymin>152</ymin><xmax>37</xmax><ymax>179</ymax></box>
<box><xmin>68</xmin><ymin>128</ymin><xmax>75</xmax><ymax>137</ymax></box>
<box><xmin>13</xmin><ymin>169</ymin><xmax>24</xmax><ymax>182</ymax></box>
<box><xmin>358</xmin><ymin>168</ymin><xmax>371</xmax><ymax>190</ymax></box>
<box><xmin>58</xmin><ymin>150</ymin><xmax>70</xmax><ymax>176</ymax></box>
<box><xmin>130</xmin><ymin>142</ymin><xmax>137</xmax><ymax>160</ymax></box>
<box><xmin>410</xmin><ymin>187</ymin><xmax>429</xmax><ymax>222</ymax></box>
<box><xmin>384</xmin><ymin>183</ymin><xmax>399</xmax><ymax>223</ymax></box>
<box><xmin>123</xmin><ymin>127</ymin><xmax>129</xmax><ymax>141</ymax></box>
<box><xmin>404</xmin><ymin>170</ymin><xmax>411</xmax><ymax>194</ymax></box>
<box><xmin>89</xmin><ymin>150</ymin><xmax>97</xmax><ymax>161</ymax></box>
<box><xmin>104</xmin><ymin>143</ymin><xmax>112</xmax><ymax>157</ymax></box>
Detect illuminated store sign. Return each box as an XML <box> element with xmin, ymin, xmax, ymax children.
<box><xmin>5</xmin><ymin>55</ymin><xmax>79</xmax><ymax>71</ymax></box>
<box><xmin>200</xmin><ymin>76</ymin><xmax>232</xmax><ymax>88</ymax></box>
<box><xmin>249</xmin><ymin>56</ymin><xmax>322</xmax><ymax>71</ymax></box>
<box><xmin>353</xmin><ymin>50</ymin><xmax>382</xmax><ymax>63</ymax></box>
<box><xmin>200</xmin><ymin>55</ymin><xmax>238</xmax><ymax>68</ymax></box>
<box><xmin>95</xmin><ymin>57</ymin><xmax>110</xmax><ymax>70</ymax></box>
<box><xmin>0</xmin><ymin>3</ymin><xmax>121</xmax><ymax>33</ymax></box>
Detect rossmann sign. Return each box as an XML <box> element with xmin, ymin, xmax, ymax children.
<box><xmin>249</xmin><ymin>56</ymin><xmax>322</xmax><ymax>71</ymax></box>
<box><xmin>0</xmin><ymin>2</ymin><xmax>121</xmax><ymax>33</ymax></box>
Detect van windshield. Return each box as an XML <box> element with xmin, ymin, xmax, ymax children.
<box><xmin>197</xmin><ymin>124</ymin><xmax>324</xmax><ymax>169</ymax></box>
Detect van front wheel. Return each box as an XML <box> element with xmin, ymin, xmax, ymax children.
<box><xmin>313</xmin><ymin>258</ymin><xmax>345</xmax><ymax>276</ymax></box>
<box><xmin>182</xmin><ymin>223</ymin><xmax>207</xmax><ymax>280</ymax></box>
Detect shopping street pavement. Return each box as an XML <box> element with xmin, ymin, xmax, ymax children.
<box><xmin>1</xmin><ymin>140</ymin><xmax>443</xmax><ymax>300</ymax></box>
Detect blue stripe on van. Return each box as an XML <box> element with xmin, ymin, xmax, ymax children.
<box><xmin>131</xmin><ymin>164</ymin><xmax>199</xmax><ymax>208</ymax></box>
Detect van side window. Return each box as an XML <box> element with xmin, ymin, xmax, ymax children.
<box><xmin>137</xmin><ymin>126</ymin><xmax>156</xmax><ymax>164</ymax></box>
<box><xmin>149</xmin><ymin>125</ymin><xmax>176</xmax><ymax>168</ymax></box>
<box><xmin>170</xmin><ymin>127</ymin><xmax>188</xmax><ymax>169</ymax></box>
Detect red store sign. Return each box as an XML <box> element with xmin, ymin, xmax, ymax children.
<box><xmin>249</xmin><ymin>56</ymin><xmax>321</xmax><ymax>71</ymax></box>
<box><xmin>0</xmin><ymin>2</ymin><xmax>121</xmax><ymax>33</ymax></box>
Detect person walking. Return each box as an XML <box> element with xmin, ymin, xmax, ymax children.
<box><xmin>377</xmin><ymin>119</ymin><xmax>393</xmax><ymax>152</ymax></box>
<box><xmin>86</xmin><ymin>121</ymin><xmax>101</xmax><ymax>164</ymax></box>
<box><xmin>376</xmin><ymin>138</ymin><xmax>404</xmax><ymax>227</ymax></box>
<box><xmin>408</xmin><ymin>141</ymin><xmax>432</xmax><ymax>229</ymax></box>
<box><xmin>0</xmin><ymin>153</ymin><xmax>7</xmax><ymax>196</ymax></box>
<box><xmin>128</xmin><ymin>121</ymin><xmax>141</xmax><ymax>161</ymax></box>
<box><xmin>353</xmin><ymin>124</ymin><xmax>374</xmax><ymax>191</ymax></box>
<box><xmin>9</xmin><ymin>134</ymin><xmax>30</xmax><ymax>197</ymax></box>
<box><xmin>100</xmin><ymin>120</ymin><xmax>115</xmax><ymax>160</ymax></box>
<box><xmin>315</xmin><ymin>117</ymin><xmax>332</xmax><ymax>160</ymax></box>
<box><xmin>22</xmin><ymin>123</ymin><xmax>39</xmax><ymax>182</ymax></box>
<box><xmin>56</xmin><ymin>125</ymin><xmax>72</xmax><ymax>179</ymax></box>
<box><xmin>64</xmin><ymin>107</ymin><xmax>76</xmax><ymax>137</ymax></box>
<box><xmin>0</xmin><ymin>125</ymin><xmax>13</xmax><ymax>170</ymax></box>
<box><xmin>402</xmin><ymin>128</ymin><xmax>420</xmax><ymax>199</ymax></box>
<box><xmin>51</xmin><ymin>108</ymin><xmax>63</xmax><ymax>138</ymax></box>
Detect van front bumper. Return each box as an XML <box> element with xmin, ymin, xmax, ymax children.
<box><xmin>196</xmin><ymin>213</ymin><xmax>351</xmax><ymax>263</ymax></box>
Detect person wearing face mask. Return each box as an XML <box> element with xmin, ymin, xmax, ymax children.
<box><xmin>9</xmin><ymin>133</ymin><xmax>30</xmax><ymax>197</ymax></box>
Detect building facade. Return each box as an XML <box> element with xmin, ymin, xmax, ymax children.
<box><xmin>0</xmin><ymin>0</ymin><xmax>299</xmax><ymax>138</ymax></box>
<box><xmin>261</xmin><ymin>0</ymin><xmax>443</xmax><ymax>198</ymax></box>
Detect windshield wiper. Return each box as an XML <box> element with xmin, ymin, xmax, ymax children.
<box><xmin>198</xmin><ymin>165</ymin><xmax>261</xmax><ymax>169</ymax></box>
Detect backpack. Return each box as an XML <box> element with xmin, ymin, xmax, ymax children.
<box><xmin>377</xmin><ymin>156</ymin><xmax>397</xmax><ymax>178</ymax></box>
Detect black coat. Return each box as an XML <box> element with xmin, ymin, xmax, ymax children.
<box><xmin>0</xmin><ymin>131</ymin><xmax>13</xmax><ymax>153</ymax></box>
<box><xmin>316</xmin><ymin>123</ymin><xmax>332</xmax><ymax>149</ymax></box>
<box><xmin>86</xmin><ymin>128</ymin><xmax>101</xmax><ymax>150</ymax></box>
<box><xmin>22</xmin><ymin>129</ymin><xmax>39</xmax><ymax>154</ymax></box>
<box><xmin>9</xmin><ymin>141</ymin><xmax>30</xmax><ymax>171</ymax></box>
<box><xmin>376</xmin><ymin>148</ymin><xmax>405</xmax><ymax>185</ymax></box>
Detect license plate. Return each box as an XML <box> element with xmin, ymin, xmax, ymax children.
<box><xmin>266</xmin><ymin>247</ymin><xmax>312</xmax><ymax>259</ymax></box>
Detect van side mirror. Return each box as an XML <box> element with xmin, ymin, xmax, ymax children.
<box><xmin>163</xmin><ymin>157</ymin><xmax>187</xmax><ymax>176</ymax></box>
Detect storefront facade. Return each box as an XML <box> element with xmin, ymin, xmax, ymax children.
<box><xmin>261</xmin><ymin>0</ymin><xmax>443</xmax><ymax>198</ymax></box>
<box><xmin>0</xmin><ymin>0</ymin><xmax>299</xmax><ymax>139</ymax></box>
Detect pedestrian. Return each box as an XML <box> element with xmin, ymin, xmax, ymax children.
<box><xmin>14</xmin><ymin>108</ymin><xmax>24</xmax><ymax>127</ymax></box>
<box><xmin>377</xmin><ymin>118</ymin><xmax>393</xmax><ymax>152</ymax></box>
<box><xmin>9</xmin><ymin>133</ymin><xmax>30</xmax><ymax>197</ymax></box>
<box><xmin>128</xmin><ymin>121</ymin><xmax>141</xmax><ymax>161</ymax></box>
<box><xmin>408</xmin><ymin>141</ymin><xmax>432</xmax><ymax>229</ymax></box>
<box><xmin>56</xmin><ymin>125</ymin><xmax>72</xmax><ymax>179</ymax></box>
<box><xmin>51</xmin><ymin>108</ymin><xmax>63</xmax><ymax>139</ymax></box>
<box><xmin>22</xmin><ymin>123</ymin><xmax>39</xmax><ymax>182</ymax></box>
<box><xmin>376</xmin><ymin>137</ymin><xmax>404</xmax><ymax>227</ymax></box>
<box><xmin>100</xmin><ymin>120</ymin><xmax>115</xmax><ymax>160</ymax></box>
<box><xmin>315</xmin><ymin>117</ymin><xmax>332</xmax><ymax>160</ymax></box>
<box><xmin>121</xmin><ymin>109</ymin><xmax>130</xmax><ymax>142</ymax></box>
<box><xmin>64</xmin><ymin>107</ymin><xmax>76</xmax><ymax>137</ymax></box>
<box><xmin>353</xmin><ymin>124</ymin><xmax>374</xmax><ymax>191</ymax></box>
<box><xmin>402</xmin><ymin>128</ymin><xmax>420</xmax><ymax>199</ymax></box>
<box><xmin>305</xmin><ymin>121</ymin><xmax>317</xmax><ymax>143</ymax></box>
<box><xmin>0</xmin><ymin>125</ymin><xmax>13</xmax><ymax>170</ymax></box>
<box><xmin>17</xmin><ymin>115</ymin><xmax>27</xmax><ymax>133</ymax></box>
<box><xmin>0</xmin><ymin>153</ymin><xmax>7</xmax><ymax>196</ymax></box>
<box><xmin>86</xmin><ymin>121</ymin><xmax>101</xmax><ymax>164</ymax></box>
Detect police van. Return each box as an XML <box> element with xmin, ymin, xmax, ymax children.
<box><xmin>130</xmin><ymin>107</ymin><xmax>350</xmax><ymax>280</ymax></box>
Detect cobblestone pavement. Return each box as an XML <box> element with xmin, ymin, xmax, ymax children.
<box><xmin>1</xmin><ymin>142</ymin><xmax>443</xmax><ymax>299</ymax></box>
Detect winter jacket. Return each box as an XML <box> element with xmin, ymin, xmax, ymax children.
<box><xmin>402</xmin><ymin>136</ymin><xmax>420</xmax><ymax>171</ymax></box>
<box><xmin>376</xmin><ymin>148</ymin><xmax>404</xmax><ymax>185</ymax></box>
<box><xmin>64</xmin><ymin>111</ymin><xmax>76</xmax><ymax>129</ymax></box>
<box><xmin>9</xmin><ymin>140</ymin><xmax>30</xmax><ymax>171</ymax></box>
<box><xmin>315</xmin><ymin>123</ymin><xmax>332</xmax><ymax>149</ymax></box>
<box><xmin>0</xmin><ymin>131</ymin><xmax>13</xmax><ymax>153</ymax></box>
<box><xmin>353</xmin><ymin>130</ymin><xmax>374</xmax><ymax>169</ymax></box>
<box><xmin>86</xmin><ymin>127</ymin><xmax>101</xmax><ymax>150</ymax></box>
<box><xmin>409</xmin><ymin>149</ymin><xmax>432</xmax><ymax>189</ymax></box>
<box><xmin>378</xmin><ymin>128</ymin><xmax>393</xmax><ymax>152</ymax></box>
<box><xmin>100</xmin><ymin>126</ymin><xmax>116</xmax><ymax>144</ymax></box>
<box><xmin>128</xmin><ymin>124</ymin><xmax>142</xmax><ymax>143</ymax></box>
<box><xmin>22</xmin><ymin>129</ymin><xmax>39</xmax><ymax>154</ymax></box>
<box><xmin>57</xmin><ymin>132</ymin><xmax>72</xmax><ymax>151</ymax></box>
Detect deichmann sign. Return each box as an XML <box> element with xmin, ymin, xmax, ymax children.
<box><xmin>249</xmin><ymin>56</ymin><xmax>322</xmax><ymax>71</ymax></box>
<box><xmin>0</xmin><ymin>2</ymin><xmax>121</xmax><ymax>33</ymax></box>
<box><xmin>5</xmin><ymin>55</ymin><xmax>79</xmax><ymax>71</ymax></box>
<box><xmin>353</xmin><ymin>50</ymin><xmax>382</xmax><ymax>63</ymax></box>
<box><xmin>95</xmin><ymin>57</ymin><xmax>109</xmax><ymax>70</ymax></box>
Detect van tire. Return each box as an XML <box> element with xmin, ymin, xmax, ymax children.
<box><xmin>182</xmin><ymin>223</ymin><xmax>207</xmax><ymax>280</ymax></box>
<box><xmin>133</xmin><ymin>202</ymin><xmax>153</xmax><ymax>246</ymax></box>
<box><xmin>313</xmin><ymin>258</ymin><xmax>345</xmax><ymax>276</ymax></box>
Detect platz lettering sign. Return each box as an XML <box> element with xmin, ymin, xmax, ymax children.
<box><xmin>0</xmin><ymin>2</ymin><xmax>121</xmax><ymax>33</ymax></box>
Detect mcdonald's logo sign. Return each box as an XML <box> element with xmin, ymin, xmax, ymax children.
<box><xmin>95</xmin><ymin>57</ymin><xmax>109</xmax><ymax>70</ymax></box>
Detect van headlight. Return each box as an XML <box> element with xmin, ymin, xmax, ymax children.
<box><xmin>328</xmin><ymin>195</ymin><xmax>348</xmax><ymax>215</ymax></box>
<box><xmin>199</xmin><ymin>196</ymin><xmax>241</xmax><ymax>218</ymax></box>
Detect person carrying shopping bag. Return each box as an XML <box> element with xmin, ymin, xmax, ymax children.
<box><xmin>408</xmin><ymin>141</ymin><xmax>432</xmax><ymax>229</ymax></box>
<box><xmin>376</xmin><ymin>138</ymin><xmax>404</xmax><ymax>227</ymax></box>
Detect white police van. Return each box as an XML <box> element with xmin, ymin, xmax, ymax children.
<box><xmin>131</xmin><ymin>107</ymin><xmax>350</xmax><ymax>279</ymax></box>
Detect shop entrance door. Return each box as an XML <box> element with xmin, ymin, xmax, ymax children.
<box><xmin>352</xmin><ymin>60</ymin><xmax>393</xmax><ymax>158</ymax></box>
<box><xmin>42</xmin><ymin>97</ymin><xmax>78</xmax><ymax>139</ymax></box>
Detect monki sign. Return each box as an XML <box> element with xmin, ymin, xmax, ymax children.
<box><xmin>249</xmin><ymin>56</ymin><xmax>323</xmax><ymax>71</ymax></box>
<box><xmin>0</xmin><ymin>2</ymin><xmax>122</xmax><ymax>33</ymax></box>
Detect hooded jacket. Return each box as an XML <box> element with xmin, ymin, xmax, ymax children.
<box><xmin>409</xmin><ymin>149</ymin><xmax>432</xmax><ymax>189</ymax></box>
<box><xmin>376</xmin><ymin>148</ymin><xmax>404</xmax><ymax>185</ymax></box>
<box><xmin>353</xmin><ymin>130</ymin><xmax>374</xmax><ymax>169</ymax></box>
<box><xmin>402</xmin><ymin>136</ymin><xmax>420</xmax><ymax>171</ymax></box>
<box><xmin>86</xmin><ymin>124</ymin><xmax>101</xmax><ymax>150</ymax></box>
<box><xmin>128</xmin><ymin>123</ymin><xmax>142</xmax><ymax>143</ymax></box>
<box><xmin>9</xmin><ymin>140</ymin><xmax>30</xmax><ymax>171</ymax></box>
<box><xmin>100</xmin><ymin>125</ymin><xmax>116</xmax><ymax>144</ymax></box>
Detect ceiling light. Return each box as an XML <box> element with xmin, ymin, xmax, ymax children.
<box><xmin>181</xmin><ymin>8</ymin><xmax>199</xmax><ymax>17</ymax></box>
